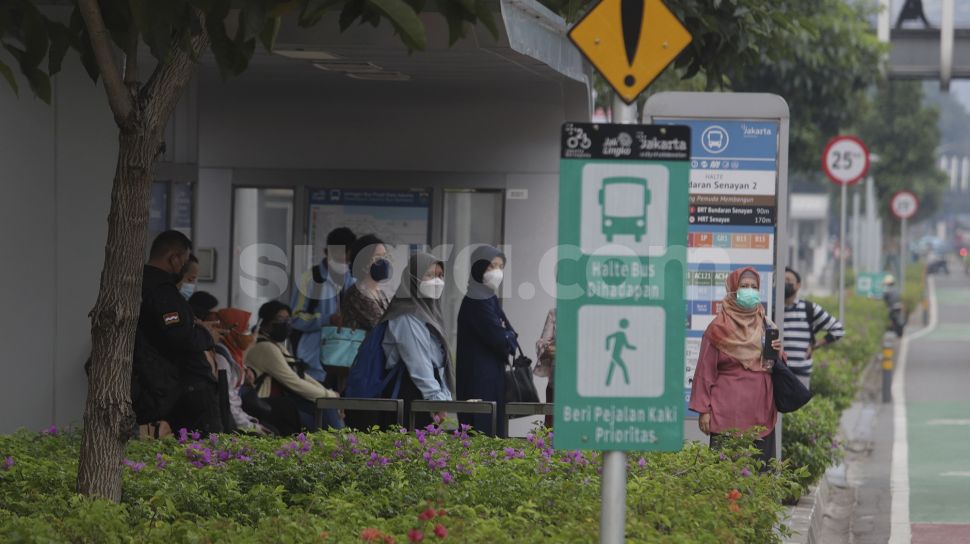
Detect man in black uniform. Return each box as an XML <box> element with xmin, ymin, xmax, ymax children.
<box><xmin>139</xmin><ymin>230</ymin><xmax>224</xmax><ymax>433</ymax></box>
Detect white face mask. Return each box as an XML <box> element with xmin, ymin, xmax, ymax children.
<box><xmin>483</xmin><ymin>269</ymin><xmax>503</xmax><ymax>291</ymax></box>
<box><xmin>418</xmin><ymin>278</ymin><xmax>445</xmax><ymax>300</ymax></box>
<box><xmin>327</xmin><ymin>259</ymin><xmax>348</xmax><ymax>277</ymax></box>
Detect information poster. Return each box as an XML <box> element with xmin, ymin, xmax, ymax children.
<box><xmin>307</xmin><ymin>188</ymin><xmax>431</xmax><ymax>254</ymax></box>
<box><xmin>656</xmin><ymin>119</ymin><xmax>781</xmax><ymax>411</ymax></box>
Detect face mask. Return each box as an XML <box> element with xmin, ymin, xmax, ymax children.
<box><xmin>328</xmin><ymin>259</ymin><xmax>348</xmax><ymax>277</ymax></box>
<box><xmin>419</xmin><ymin>278</ymin><xmax>445</xmax><ymax>300</ymax></box>
<box><xmin>267</xmin><ymin>321</ymin><xmax>291</xmax><ymax>343</ymax></box>
<box><xmin>370</xmin><ymin>259</ymin><xmax>392</xmax><ymax>282</ymax></box>
<box><xmin>483</xmin><ymin>269</ymin><xmax>504</xmax><ymax>291</ymax></box>
<box><xmin>784</xmin><ymin>283</ymin><xmax>796</xmax><ymax>298</ymax></box>
<box><xmin>736</xmin><ymin>288</ymin><xmax>761</xmax><ymax>310</ymax></box>
<box><xmin>179</xmin><ymin>283</ymin><xmax>196</xmax><ymax>300</ymax></box>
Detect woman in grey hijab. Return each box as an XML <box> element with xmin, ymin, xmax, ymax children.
<box><xmin>377</xmin><ymin>252</ymin><xmax>454</xmax><ymax>428</ymax></box>
<box><xmin>456</xmin><ymin>245</ymin><xmax>518</xmax><ymax>437</ymax></box>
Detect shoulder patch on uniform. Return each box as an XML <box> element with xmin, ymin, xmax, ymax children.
<box><xmin>163</xmin><ymin>312</ymin><xmax>181</xmax><ymax>326</ymax></box>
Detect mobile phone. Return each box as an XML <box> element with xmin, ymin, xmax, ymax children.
<box><xmin>763</xmin><ymin>328</ymin><xmax>780</xmax><ymax>361</ymax></box>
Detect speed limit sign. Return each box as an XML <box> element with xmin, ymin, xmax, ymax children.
<box><xmin>823</xmin><ymin>135</ymin><xmax>870</xmax><ymax>186</ymax></box>
<box><xmin>890</xmin><ymin>190</ymin><xmax>919</xmax><ymax>219</ymax></box>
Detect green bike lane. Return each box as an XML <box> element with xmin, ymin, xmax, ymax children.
<box><xmin>903</xmin><ymin>274</ymin><xmax>970</xmax><ymax>543</ymax></box>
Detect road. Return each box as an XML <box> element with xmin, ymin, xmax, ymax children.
<box><xmin>896</xmin><ymin>272</ymin><xmax>970</xmax><ymax>543</ymax></box>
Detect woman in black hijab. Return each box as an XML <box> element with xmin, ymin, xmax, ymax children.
<box><xmin>456</xmin><ymin>245</ymin><xmax>518</xmax><ymax>437</ymax></box>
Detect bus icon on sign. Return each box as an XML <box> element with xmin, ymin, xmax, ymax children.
<box><xmin>701</xmin><ymin>126</ymin><xmax>729</xmax><ymax>154</ymax></box>
<box><xmin>598</xmin><ymin>176</ymin><xmax>652</xmax><ymax>242</ymax></box>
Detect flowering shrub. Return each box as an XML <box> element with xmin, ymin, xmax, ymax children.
<box><xmin>0</xmin><ymin>425</ymin><xmax>800</xmax><ymax>543</ymax></box>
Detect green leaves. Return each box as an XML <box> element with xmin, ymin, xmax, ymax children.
<box><xmin>369</xmin><ymin>0</ymin><xmax>426</xmax><ymax>50</ymax></box>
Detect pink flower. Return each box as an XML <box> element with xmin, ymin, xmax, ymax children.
<box><xmin>407</xmin><ymin>529</ymin><xmax>424</xmax><ymax>542</ymax></box>
<box><xmin>637</xmin><ymin>457</ymin><xmax>646</xmax><ymax>469</ymax></box>
<box><xmin>434</xmin><ymin>524</ymin><xmax>448</xmax><ymax>539</ymax></box>
<box><xmin>44</xmin><ymin>425</ymin><xmax>57</xmax><ymax>436</ymax></box>
<box><xmin>740</xmin><ymin>467</ymin><xmax>752</xmax><ymax>477</ymax></box>
<box><xmin>441</xmin><ymin>471</ymin><xmax>453</xmax><ymax>485</ymax></box>
<box><xmin>3</xmin><ymin>456</ymin><xmax>14</xmax><ymax>470</ymax></box>
<box><xmin>361</xmin><ymin>528</ymin><xmax>383</xmax><ymax>541</ymax></box>
<box><xmin>418</xmin><ymin>507</ymin><xmax>437</xmax><ymax>521</ymax></box>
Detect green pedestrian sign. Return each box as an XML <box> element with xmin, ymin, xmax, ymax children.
<box><xmin>555</xmin><ymin>122</ymin><xmax>690</xmax><ymax>452</ymax></box>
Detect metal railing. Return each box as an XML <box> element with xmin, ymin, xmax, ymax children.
<box><xmin>409</xmin><ymin>400</ymin><xmax>497</xmax><ymax>435</ymax></box>
<box><xmin>315</xmin><ymin>397</ymin><xmax>405</xmax><ymax>429</ymax></box>
<box><xmin>504</xmin><ymin>402</ymin><xmax>553</xmax><ymax>436</ymax></box>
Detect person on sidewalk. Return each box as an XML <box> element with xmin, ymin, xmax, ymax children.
<box><xmin>290</xmin><ymin>227</ymin><xmax>356</xmax><ymax>385</ymax></box>
<box><xmin>456</xmin><ymin>245</ymin><xmax>518</xmax><ymax>437</ymax></box>
<box><xmin>535</xmin><ymin>308</ymin><xmax>556</xmax><ymax>428</ymax></box>
<box><xmin>782</xmin><ymin>267</ymin><xmax>845</xmax><ymax>388</ymax></box>
<box><xmin>690</xmin><ymin>267</ymin><xmax>783</xmax><ymax>466</ymax></box>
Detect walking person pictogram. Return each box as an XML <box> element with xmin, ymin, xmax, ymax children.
<box><xmin>605</xmin><ymin>319</ymin><xmax>635</xmax><ymax>386</ymax></box>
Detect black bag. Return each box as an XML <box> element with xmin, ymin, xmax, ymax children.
<box><xmin>505</xmin><ymin>345</ymin><xmax>540</xmax><ymax>403</ymax></box>
<box><xmin>772</xmin><ymin>359</ymin><xmax>812</xmax><ymax>413</ymax></box>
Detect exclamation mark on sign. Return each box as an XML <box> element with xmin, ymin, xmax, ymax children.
<box><xmin>620</xmin><ymin>0</ymin><xmax>645</xmax><ymax>87</ymax></box>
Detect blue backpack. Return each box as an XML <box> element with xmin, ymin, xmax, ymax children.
<box><xmin>344</xmin><ymin>322</ymin><xmax>404</xmax><ymax>399</ymax></box>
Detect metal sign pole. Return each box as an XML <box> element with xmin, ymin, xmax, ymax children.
<box><xmin>598</xmin><ymin>93</ymin><xmax>635</xmax><ymax>544</ymax></box>
<box><xmin>900</xmin><ymin>217</ymin><xmax>907</xmax><ymax>290</ymax></box>
<box><xmin>839</xmin><ymin>183</ymin><xmax>848</xmax><ymax>322</ymax></box>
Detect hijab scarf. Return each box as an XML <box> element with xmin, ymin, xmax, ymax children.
<box><xmin>380</xmin><ymin>252</ymin><xmax>455</xmax><ymax>395</ymax></box>
<box><xmin>466</xmin><ymin>245</ymin><xmax>506</xmax><ymax>301</ymax></box>
<box><xmin>703</xmin><ymin>267</ymin><xmax>771</xmax><ymax>371</ymax></box>
<box><xmin>217</xmin><ymin>308</ymin><xmax>253</xmax><ymax>367</ymax></box>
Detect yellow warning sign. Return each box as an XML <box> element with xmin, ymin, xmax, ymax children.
<box><xmin>569</xmin><ymin>0</ymin><xmax>692</xmax><ymax>104</ymax></box>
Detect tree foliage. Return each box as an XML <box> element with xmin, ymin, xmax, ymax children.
<box><xmin>728</xmin><ymin>0</ymin><xmax>885</xmax><ymax>173</ymax></box>
<box><xmin>0</xmin><ymin>0</ymin><xmax>499</xmax><ymax>105</ymax></box>
<box><xmin>857</xmin><ymin>80</ymin><xmax>948</xmax><ymax>222</ymax></box>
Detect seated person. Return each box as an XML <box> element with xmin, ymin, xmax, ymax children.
<box><xmin>213</xmin><ymin>308</ymin><xmax>268</xmax><ymax>434</ymax></box>
<box><xmin>245</xmin><ymin>301</ymin><xmax>342</xmax><ymax>432</ymax></box>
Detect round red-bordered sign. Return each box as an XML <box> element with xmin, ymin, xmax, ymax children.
<box><xmin>890</xmin><ymin>190</ymin><xmax>919</xmax><ymax>220</ymax></box>
<box><xmin>823</xmin><ymin>135</ymin><xmax>870</xmax><ymax>186</ymax></box>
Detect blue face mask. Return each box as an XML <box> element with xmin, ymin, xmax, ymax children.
<box><xmin>370</xmin><ymin>259</ymin><xmax>392</xmax><ymax>282</ymax></box>
<box><xmin>736</xmin><ymin>287</ymin><xmax>761</xmax><ymax>310</ymax></box>
<box><xmin>179</xmin><ymin>283</ymin><xmax>196</xmax><ymax>300</ymax></box>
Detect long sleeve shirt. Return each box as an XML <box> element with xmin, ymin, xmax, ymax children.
<box><xmin>688</xmin><ymin>336</ymin><xmax>776</xmax><ymax>439</ymax></box>
<box><xmin>244</xmin><ymin>340</ymin><xmax>338</xmax><ymax>402</ymax></box>
<box><xmin>383</xmin><ymin>315</ymin><xmax>452</xmax><ymax>402</ymax></box>
<box><xmin>289</xmin><ymin>261</ymin><xmax>354</xmax><ymax>382</ymax></box>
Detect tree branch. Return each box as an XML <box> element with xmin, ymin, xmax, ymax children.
<box><xmin>77</xmin><ymin>0</ymin><xmax>133</xmax><ymax>126</ymax></box>
<box><xmin>142</xmin><ymin>13</ymin><xmax>209</xmax><ymax>134</ymax></box>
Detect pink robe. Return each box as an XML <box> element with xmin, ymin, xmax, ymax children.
<box><xmin>688</xmin><ymin>336</ymin><xmax>777</xmax><ymax>439</ymax></box>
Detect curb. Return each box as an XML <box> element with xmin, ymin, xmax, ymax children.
<box><xmin>783</xmin><ymin>476</ymin><xmax>828</xmax><ymax>544</ymax></box>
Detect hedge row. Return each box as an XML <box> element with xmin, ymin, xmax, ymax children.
<box><xmin>0</xmin><ymin>288</ymin><xmax>907</xmax><ymax>543</ymax></box>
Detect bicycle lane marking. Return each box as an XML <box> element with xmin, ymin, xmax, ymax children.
<box><xmin>889</xmin><ymin>276</ymin><xmax>938</xmax><ymax>544</ymax></box>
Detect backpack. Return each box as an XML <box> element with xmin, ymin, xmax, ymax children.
<box><xmin>289</xmin><ymin>264</ymin><xmax>325</xmax><ymax>349</ymax></box>
<box><xmin>803</xmin><ymin>300</ymin><xmax>819</xmax><ymax>347</ymax></box>
<box><xmin>344</xmin><ymin>322</ymin><xmax>403</xmax><ymax>399</ymax></box>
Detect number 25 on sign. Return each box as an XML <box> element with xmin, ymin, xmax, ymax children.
<box><xmin>823</xmin><ymin>135</ymin><xmax>870</xmax><ymax>186</ymax></box>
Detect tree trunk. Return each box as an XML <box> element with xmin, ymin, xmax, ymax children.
<box><xmin>76</xmin><ymin>129</ymin><xmax>161</xmax><ymax>501</ymax></box>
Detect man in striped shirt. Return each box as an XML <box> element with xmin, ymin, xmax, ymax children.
<box><xmin>783</xmin><ymin>267</ymin><xmax>845</xmax><ymax>387</ymax></box>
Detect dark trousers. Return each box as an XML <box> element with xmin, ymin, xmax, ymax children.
<box><xmin>544</xmin><ymin>382</ymin><xmax>554</xmax><ymax>428</ymax></box>
<box><xmin>710</xmin><ymin>429</ymin><xmax>776</xmax><ymax>469</ymax></box>
<box><xmin>169</xmin><ymin>380</ymin><xmax>223</xmax><ymax>434</ymax></box>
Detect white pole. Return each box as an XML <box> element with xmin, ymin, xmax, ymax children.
<box><xmin>600</xmin><ymin>93</ymin><xmax>635</xmax><ymax>544</ymax></box>
<box><xmin>839</xmin><ymin>183</ymin><xmax>847</xmax><ymax>322</ymax></box>
<box><xmin>900</xmin><ymin>217</ymin><xmax>907</xmax><ymax>290</ymax></box>
<box><xmin>877</xmin><ymin>0</ymin><xmax>890</xmax><ymax>43</ymax></box>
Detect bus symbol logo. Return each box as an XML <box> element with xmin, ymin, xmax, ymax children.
<box><xmin>701</xmin><ymin>126</ymin><xmax>729</xmax><ymax>154</ymax></box>
<box><xmin>598</xmin><ymin>176</ymin><xmax>652</xmax><ymax>242</ymax></box>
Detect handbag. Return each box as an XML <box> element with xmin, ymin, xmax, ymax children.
<box><xmin>772</xmin><ymin>358</ymin><xmax>812</xmax><ymax>413</ymax></box>
<box><xmin>320</xmin><ymin>325</ymin><xmax>367</xmax><ymax>368</ymax></box>
<box><xmin>505</xmin><ymin>343</ymin><xmax>540</xmax><ymax>403</ymax></box>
